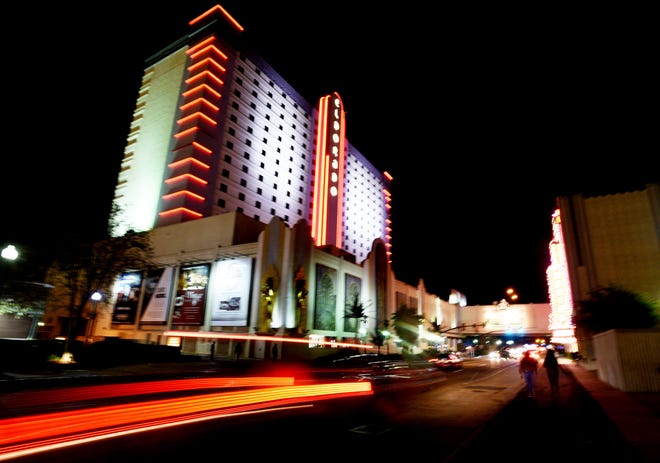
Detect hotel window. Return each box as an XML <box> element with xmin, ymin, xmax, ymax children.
<box><xmin>247</xmin><ymin>127</ymin><xmax>253</xmax><ymax>134</ymax></box>
<box><xmin>284</xmin><ymin>215</ymin><xmax>289</xmax><ymax>222</ymax></box>
<box><xmin>248</xmin><ymin>114</ymin><xmax>254</xmax><ymax>122</ymax></box>
<box><xmin>221</xmin><ymin>169</ymin><xmax>230</xmax><ymax>178</ymax></box>
<box><xmin>251</xmin><ymin>90</ymin><xmax>258</xmax><ymax>97</ymax></box>
<box><xmin>224</xmin><ymin>154</ymin><xmax>232</xmax><ymax>163</ymax></box>
<box><xmin>226</xmin><ymin>141</ymin><xmax>234</xmax><ymax>150</ymax></box>
<box><xmin>242</xmin><ymin>165</ymin><xmax>248</xmax><ymax>173</ymax></box>
<box><xmin>233</xmin><ymin>89</ymin><xmax>241</xmax><ymax>97</ymax></box>
<box><xmin>259</xmin><ymin>175</ymin><xmax>264</xmax><ymax>182</ymax></box>
<box><xmin>240</xmin><ymin>178</ymin><xmax>247</xmax><ymax>187</ymax></box>
<box><xmin>237</xmin><ymin>207</ymin><xmax>243</xmax><ymax>213</ymax></box>
<box><xmin>228</xmin><ymin>127</ymin><xmax>235</xmax><ymax>136</ymax></box>
<box><xmin>254</xmin><ymin>214</ymin><xmax>260</xmax><ymax>221</ymax></box>
<box><xmin>255</xmin><ymin>200</ymin><xmax>261</xmax><ymax>208</ymax></box>
<box><xmin>219</xmin><ymin>183</ymin><xmax>227</xmax><ymax>192</ymax></box>
<box><xmin>257</xmin><ymin>187</ymin><xmax>262</xmax><ymax>195</ymax></box>
<box><xmin>243</xmin><ymin>152</ymin><xmax>250</xmax><ymax>159</ymax></box>
<box><xmin>260</xmin><ymin>162</ymin><xmax>265</xmax><ymax>169</ymax></box>
<box><xmin>250</xmin><ymin>102</ymin><xmax>256</xmax><ymax>110</ymax></box>
<box><xmin>230</xmin><ymin>114</ymin><xmax>237</xmax><ymax>123</ymax></box>
<box><xmin>238</xmin><ymin>192</ymin><xmax>245</xmax><ymax>201</ymax></box>
<box><xmin>270</xmin><ymin>208</ymin><xmax>275</xmax><ymax>215</ymax></box>
<box><xmin>271</xmin><ymin>196</ymin><xmax>276</xmax><ymax>202</ymax></box>
<box><xmin>235</xmin><ymin>77</ymin><xmax>243</xmax><ymax>85</ymax></box>
<box><xmin>231</xmin><ymin>102</ymin><xmax>239</xmax><ymax>110</ymax></box>
<box><xmin>218</xmin><ymin>198</ymin><xmax>225</xmax><ymax>207</ymax></box>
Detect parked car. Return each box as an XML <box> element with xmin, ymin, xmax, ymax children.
<box><xmin>428</xmin><ymin>352</ymin><xmax>463</xmax><ymax>370</ymax></box>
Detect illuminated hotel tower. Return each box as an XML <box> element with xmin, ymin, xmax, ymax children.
<box><xmin>111</xmin><ymin>4</ymin><xmax>392</xmax><ymax>263</ymax></box>
<box><xmin>546</xmin><ymin>208</ymin><xmax>577</xmax><ymax>350</ymax></box>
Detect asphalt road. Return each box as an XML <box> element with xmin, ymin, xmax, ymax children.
<box><xmin>2</xmin><ymin>356</ymin><xmax>645</xmax><ymax>462</ymax></box>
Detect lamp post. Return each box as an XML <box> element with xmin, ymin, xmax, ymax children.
<box><xmin>88</xmin><ymin>291</ymin><xmax>102</xmax><ymax>341</ymax></box>
<box><xmin>1</xmin><ymin>244</ymin><xmax>19</xmax><ymax>301</ymax></box>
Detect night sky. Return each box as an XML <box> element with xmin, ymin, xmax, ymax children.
<box><xmin>2</xmin><ymin>2</ymin><xmax>656</xmax><ymax>305</ymax></box>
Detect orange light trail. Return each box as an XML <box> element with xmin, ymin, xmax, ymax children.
<box><xmin>0</xmin><ymin>381</ymin><xmax>371</xmax><ymax>459</ymax></box>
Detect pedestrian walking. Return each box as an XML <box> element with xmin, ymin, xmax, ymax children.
<box><xmin>543</xmin><ymin>347</ymin><xmax>560</xmax><ymax>395</ymax></box>
<box><xmin>234</xmin><ymin>341</ymin><xmax>243</xmax><ymax>361</ymax></box>
<box><xmin>209</xmin><ymin>341</ymin><xmax>215</xmax><ymax>360</ymax></box>
<box><xmin>519</xmin><ymin>349</ymin><xmax>538</xmax><ymax>397</ymax></box>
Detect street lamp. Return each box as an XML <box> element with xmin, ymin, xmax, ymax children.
<box><xmin>1</xmin><ymin>244</ymin><xmax>18</xmax><ymax>261</ymax></box>
<box><xmin>506</xmin><ymin>287</ymin><xmax>519</xmax><ymax>303</ymax></box>
<box><xmin>88</xmin><ymin>291</ymin><xmax>103</xmax><ymax>341</ymax></box>
<box><xmin>1</xmin><ymin>244</ymin><xmax>19</xmax><ymax>301</ymax></box>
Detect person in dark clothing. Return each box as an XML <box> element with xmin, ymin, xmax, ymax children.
<box><xmin>234</xmin><ymin>342</ymin><xmax>243</xmax><ymax>360</ymax></box>
<box><xmin>543</xmin><ymin>347</ymin><xmax>560</xmax><ymax>395</ymax></box>
<box><xmin>209</xmin><ymin>341</ymin><xmax>215</xmax><ymax>360</ymax></box>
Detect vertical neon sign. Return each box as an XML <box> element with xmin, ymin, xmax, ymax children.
<box><xmin>312</xmin><ymin>92</ymin><xmax>346</xmax><ymax>247</ymax></box>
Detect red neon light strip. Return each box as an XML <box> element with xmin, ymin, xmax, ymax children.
<box><xmin>173</xmin><ymin>127</ymin><xmax>199</xmax><ymax>139</ymax></box>
<box><xmin>185</xmin><ymin>70</ymin><xmax>225</xmax><ymax>87</ymax></box>
<box><xmin>186</xmin><ymin>36</ymin><xmax>216</xmax><ymax>54</ymax></box>
<box><xmin>189</xmin><ymin>4</ymin><xmax>244</xmax><ymax>32</ymax></box>
<box><xmin>182</xmin><ymin>84</ymin><xmax>222</xmax><ymax>99</ymax></box>
<box><xmin>189</xmin><ymin>57</ymin><xmax>227</xmax><ymax>74</ymax></box>
<box><xmin>190</xmin><ymin>45</ymin><xmax>229</xmax><ymax>62</ymax></box>
<box><xmin>158</xmin><ymin>208</ymin><xmax>203</xmax><ymax>218</ymax></box>
<box><xmin>177</xmin><ymin>112</ymin><xmax>218</xmax><ymax>127</ymax></box>
<box><xmin>164</xmin><ymin>173</ymin><xmax>208</xmax><ymax>185</ymax></box>
<box><xmin>161</xmin><ymin>190</ymin><xmax>205</xmax><ymax>201</ymax></box>
<box><xmin>168</xmin><ymin>157</ymin><xmax>210</xmax><ymax>170</ymax></box>
<box><xmin>179</xmin><ymin>97</ymin><xmax>220</xmax><ymax>113</ymax></box>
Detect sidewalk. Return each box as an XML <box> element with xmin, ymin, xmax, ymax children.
<box><xmin>565</xmin><ymin>361</ymin><xmax>659</xmax><ymax>462</ymax></box>
<box><xmin>448</xmin><ymin>358</ymin><xmax>659</xmax><ymax>463</ymax></box>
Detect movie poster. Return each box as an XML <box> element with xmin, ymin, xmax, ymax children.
<box><xmin>140</xmin><ymin>267</ymin><xmax>174</xmax><ymax>324</ymax></box>
<box><xmin>211</xmin><ymin>257</ymin><xmax>253</xmax><ymax>327</ymax></box>
<box><xmin>112</xmin><ymin>271</ymin><xmax>143</xmax><ymax>324</ymax></box>
<box><xmin>171</xmin><ymin>264</ymin><xmax>210</xmax><ymax>325</ymax></box>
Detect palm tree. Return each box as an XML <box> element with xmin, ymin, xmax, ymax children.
<box><xmin>345</xmin><ymin>293</ymin><xmax>367</xmax><ymax>343</ymax></box>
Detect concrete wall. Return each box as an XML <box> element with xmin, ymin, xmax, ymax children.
<box><xmin>594</xmin><ymin>329</ymin><xmax>660</xmax><ymax>392</ymax></box>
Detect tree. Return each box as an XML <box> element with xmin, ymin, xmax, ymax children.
<box><xmin>391</xmin><ymin>304</ymin><xmax>424</xmax><ymax>352</ymax></box>
<box><xmin>45</xmin><ymin>224</ymin><xmax>153</xmax><ymax>361</ymax></box>
<box><xmin>575</xmin><ymin>285</ymin><xmax>659</xmax><ymax>334</ymax></box>
<box><xmin>345</xmin><ymin>293</ymin><xmax>367</xmax><ymax>342</ymax></box>
<box><xmin>370</xmin><ymin>330</ymin><xmax>386</xmax><ymax>354</ymax></box>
